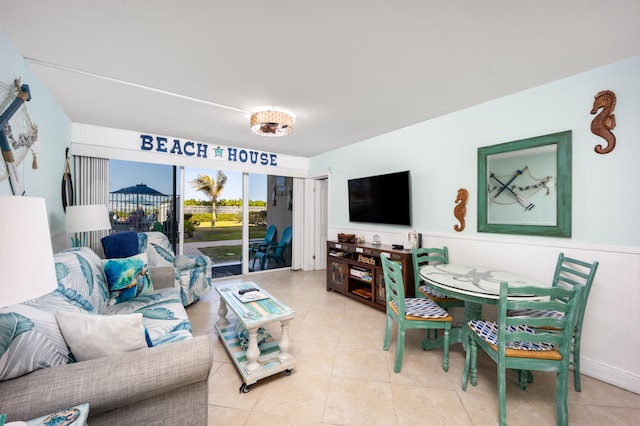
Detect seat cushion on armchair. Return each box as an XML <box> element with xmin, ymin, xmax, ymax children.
<box><xmin>101</xmin><ymin>231</ymin><xmax>140</xmax><ymax>259</ymax></box>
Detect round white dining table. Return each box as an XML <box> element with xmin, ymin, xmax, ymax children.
<box><xmin>419</xmin><ymin>264</ymin><xmax>547</xmax><ymax>349</ymax></box>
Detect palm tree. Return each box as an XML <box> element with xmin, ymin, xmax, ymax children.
<box><xmin>191</xmin><ymin>171</ymin><xmax>227</xmax><ymax>227</ymax></box>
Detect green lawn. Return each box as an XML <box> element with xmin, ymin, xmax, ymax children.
<box><xmin>197</xmin><ymin>245</ymin><xmax>242</xmax><ymax>263</ymax></box>
<box><xmin>185</xmin><ymin>223</ymin><xmax>266</xmax><ymax>263</ymax></box>
<box><xmin>186</xmin><ymin>223</ymin><xmax>266</xmax><ymax>242</ymax></box>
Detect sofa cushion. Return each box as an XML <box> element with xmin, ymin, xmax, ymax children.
<box><xmin>101</xmin><ymin>231</ymin><xmax>140</xmax><ymax>259</ymax></box>
<box><xmin>101</xmin><ymin>287</ymin><xmax>192</xmax><ymax>346</ymax></box>
<box><xmin>103</xmin><ymin>253</ymin><xmax>154</xmax><ymax>306</ymax></box>
<box><xmin>56</xmin><ymin>311</ymin><xmax>149</xmax><ymax>361</ymax></box>
<box><xmin>55</xmin><ymin>247</ymin><xmax>110</xmax><ymax>314</ymax></box>
<box><xmin>141</xmin><ymin>232</ymin><xmax>176</xmax><ymax>268</ymax></box>
<box><xmin>0</xmin><ymin>292</ymin><xmax>83</xmax><ymax>380</ymax></box>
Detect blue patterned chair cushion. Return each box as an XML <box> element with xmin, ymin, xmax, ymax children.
<box><xmin>102</xmin><ymin>253</ymin><xmax>154</xmax><ymax>306</ymax></box>
<box><xmin>507</xmin><ymin>309</ymin><xmax>565</xmax><ymax>319</ymax></box>
<box><xmin>468</xmin><ymin>320</ymin><xmax>557</xmax><ymax>351</ymax></box>
<box><xmin>389</xmin><ymin>298</ymin><xmax>451</xmax><ymax>320</ymax></box>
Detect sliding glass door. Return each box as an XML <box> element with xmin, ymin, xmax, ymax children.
<box><xmin>247</xmin><ymin>174</ymin><xmax>293</xmax><ymax>272</ymax></box>
<box><xmin>108</xmin><ymin>160</ymin><xmax>293</xmax><ymax>276</ymax></box>
<box><xmin>108</xmin><ymin>159</ymin><xmax>179</xmax><ymax>250</ymax></box>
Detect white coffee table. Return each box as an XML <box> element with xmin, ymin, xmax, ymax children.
<box><xmin>215</xmin><ymin>282</ymin><xmax>296</xmax><ymax>393</ymax></box>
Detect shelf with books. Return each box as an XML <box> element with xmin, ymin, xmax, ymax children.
<box><xmin>326</xmin><ymin>240</ymin><xmax>414</xmax><ymax>310</ymax></box>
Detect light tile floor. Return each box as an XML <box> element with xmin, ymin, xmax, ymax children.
<box><xmin>186</xmin><ymin>269</ymin><xmax>640</xmax><ymax>426</ymax></box>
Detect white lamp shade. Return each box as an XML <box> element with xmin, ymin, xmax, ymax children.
<box><xmin>65</xmin><ymin>204</ymin><xmax>111</xmax><ymax>233</ymax></box>
<box><xmin>0</xmin><ymin>196</ymin><xmax>58</xmax><ymax>307</ymax></box>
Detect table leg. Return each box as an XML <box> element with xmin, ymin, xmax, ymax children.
<box><xmin>216</xmin><ymin>299</ymin><xmax>229</xmax><ymax>327</ymax></box>
<box><xmin>461</xmin><ymin>302</ymin><xmax>482</xmax><ymax>351</ymax></box>
<box><xmin>245</xmin><ymin>327</ymin><xmax>261</xmax><ymax>372</ymax></box>
<box><xmin>277</xmin><ymin>319</ymin><xmax>293</xmax><ymax>361</ymax></box>
<box><xmin>421</xmin><ymin>301</ymin><xmax>482</xmax><ymax>351</ymax></box>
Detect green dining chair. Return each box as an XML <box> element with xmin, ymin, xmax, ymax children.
<box><xmin>462</xmin><ymin>281</ymin><xmax>584</xmax><ymax>426</ymax></box>
<box><xmin>508</xmin><ymin>253</ymin><xmax>599</xmax><ymax>391</ymax></box>
<box><xmin>380</xmin><ymin>255</ymin><xmax>452</xmax><ymax>373</ymax></box>
<box><xmin>411</xmin><ymin>247</ymin><xmax>465</xmax><ymax>310</ymax></box>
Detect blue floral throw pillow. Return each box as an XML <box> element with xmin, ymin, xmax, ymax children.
<box><xmin>102</xmin><ymin>253</ymin><xmax>154</xmax><ymax>305</ymax></box>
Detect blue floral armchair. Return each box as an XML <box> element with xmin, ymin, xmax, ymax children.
<box><xmin>139</xmin><ymin>232</ymin><xmax>212</xmax><ymax>306</ymax></box>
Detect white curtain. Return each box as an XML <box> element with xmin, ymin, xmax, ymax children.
<box><xmin>291</xmin><ymin>177</ymin><xmax>304</xmax><ymax>270</ymax></box>
<box><xmin>74</xmin><ymin>156</ymin><xmax>110</xmax><ymax>256</ymax></box>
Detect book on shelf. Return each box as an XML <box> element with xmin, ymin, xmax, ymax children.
<box><xmin>349</xmin><ymin>266</ymin><xmax>368</xmax><ymax>277</ymax></box>
<box><xmin>350</xmin><ymin>269</ymin><xmax>372</xmax><ymax>282</ymax></box>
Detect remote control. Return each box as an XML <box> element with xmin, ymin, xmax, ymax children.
<box><xmin>238</xmin><ymin>288</ymin><xmax>259</xmax><ymax>295</ymax></box>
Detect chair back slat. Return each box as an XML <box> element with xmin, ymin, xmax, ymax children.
<box><xmin>552</xmin><ymin>253</ymin><xmax>598</xmax><ymax>330</ymax></box>
<box><xmin>264</xmin><ymin>224</ymin><xmax>277</xmax><ymax>243</ymax></box>
<box><xmin>498</xmin><ymin>282</ymin><xmax>583</xmax><ymax>356</ymax></box>
<box><xmin>381</xmin><ymin>255</ymin><xmax>406</xmax><ymax>313</ymax></box>
<box><xmin>411</xmin><ymin>247</ymin><xmax>448</xmax><ymax>293</ymax></box>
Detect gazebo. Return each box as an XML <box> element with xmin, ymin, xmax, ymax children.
<box><xmin>109</xmin><ymin>183</ymin><xmax>171</xmax><ymax>232</ymax></box>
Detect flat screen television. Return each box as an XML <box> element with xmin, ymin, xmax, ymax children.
<box><xmin>348</xmin><ymin>170</ymin><xmax>411</xmax><ymax>226</ymax></box>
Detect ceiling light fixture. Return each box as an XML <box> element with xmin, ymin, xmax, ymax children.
<box><xmin>250</xmin><ymin>110</ymin><xmax>294</xmax><ymax>137</ymax></box>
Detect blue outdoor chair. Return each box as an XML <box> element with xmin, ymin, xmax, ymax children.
<box><xmin>252</xmin><ymin>226</ymin><xmax>292</xmax><ymax>270</ymax></box>
<box><xmin>249</xmin><ymin>224</ymin><xmax>277</xmax><ymax>263</ymax></box>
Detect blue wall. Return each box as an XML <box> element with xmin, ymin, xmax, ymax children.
<box><xmin>1</xmin><ymin>30</ymin><xmax>72</xmax><ymax>234</ymax></box>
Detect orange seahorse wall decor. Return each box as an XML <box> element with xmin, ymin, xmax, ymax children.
<box><xmin>453</xmin><ymin>188</ymin><xmax>468</xmax><ymax>232</ymax></box>
<box><xmin>590</xmin><ymin>90</ymin><xmax>617</xmax><ymax>154</ymax></box>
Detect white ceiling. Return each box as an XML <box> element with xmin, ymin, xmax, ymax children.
<box><xmin>2</xmin><ymin>1</ymin><xmax>640</xmax><ymax>158</ymax></box>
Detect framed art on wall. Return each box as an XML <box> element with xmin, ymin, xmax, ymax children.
<box><xmin>477</xmin><ymin>130</ymin><xmax>572</xmax><ymax>237</ymax></box>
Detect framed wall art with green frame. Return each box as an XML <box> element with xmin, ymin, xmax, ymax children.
<box><xmin>477</xmin><ymin>130</ymin><xmax>572</xmax><ymax>237</ymax></box>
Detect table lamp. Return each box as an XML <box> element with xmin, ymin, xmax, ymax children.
<box><xmin>0</xmin><ymin>195</ymin><xmax>58</xmax><ymax>307</ymax></box>
<box><xmin>65</xmin><ymin>204</ymin><xmax>111</xmax><ymax>247</ymax></box>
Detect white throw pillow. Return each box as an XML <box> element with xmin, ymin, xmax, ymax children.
<box><xmin>55</xmin><ymin>311</ymin><xmax>148</xmax><ymax>361</ymax></box>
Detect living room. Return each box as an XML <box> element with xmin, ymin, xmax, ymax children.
<box><xmin>1</xmin><ymin>3</ymin><xmax>640</xmax><ymax>425</ymax></box>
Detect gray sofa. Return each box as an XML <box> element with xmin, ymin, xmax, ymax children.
<box><xmin>0</xmin><ymin>247</ymin><xmax>213</xmax><ymax>424</ymax></box>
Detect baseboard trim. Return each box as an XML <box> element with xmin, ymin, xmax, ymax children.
<box><xmin>582</xmin><ymin>357</ymin><xmax>640</xmax><ymax>394</ymax></box>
